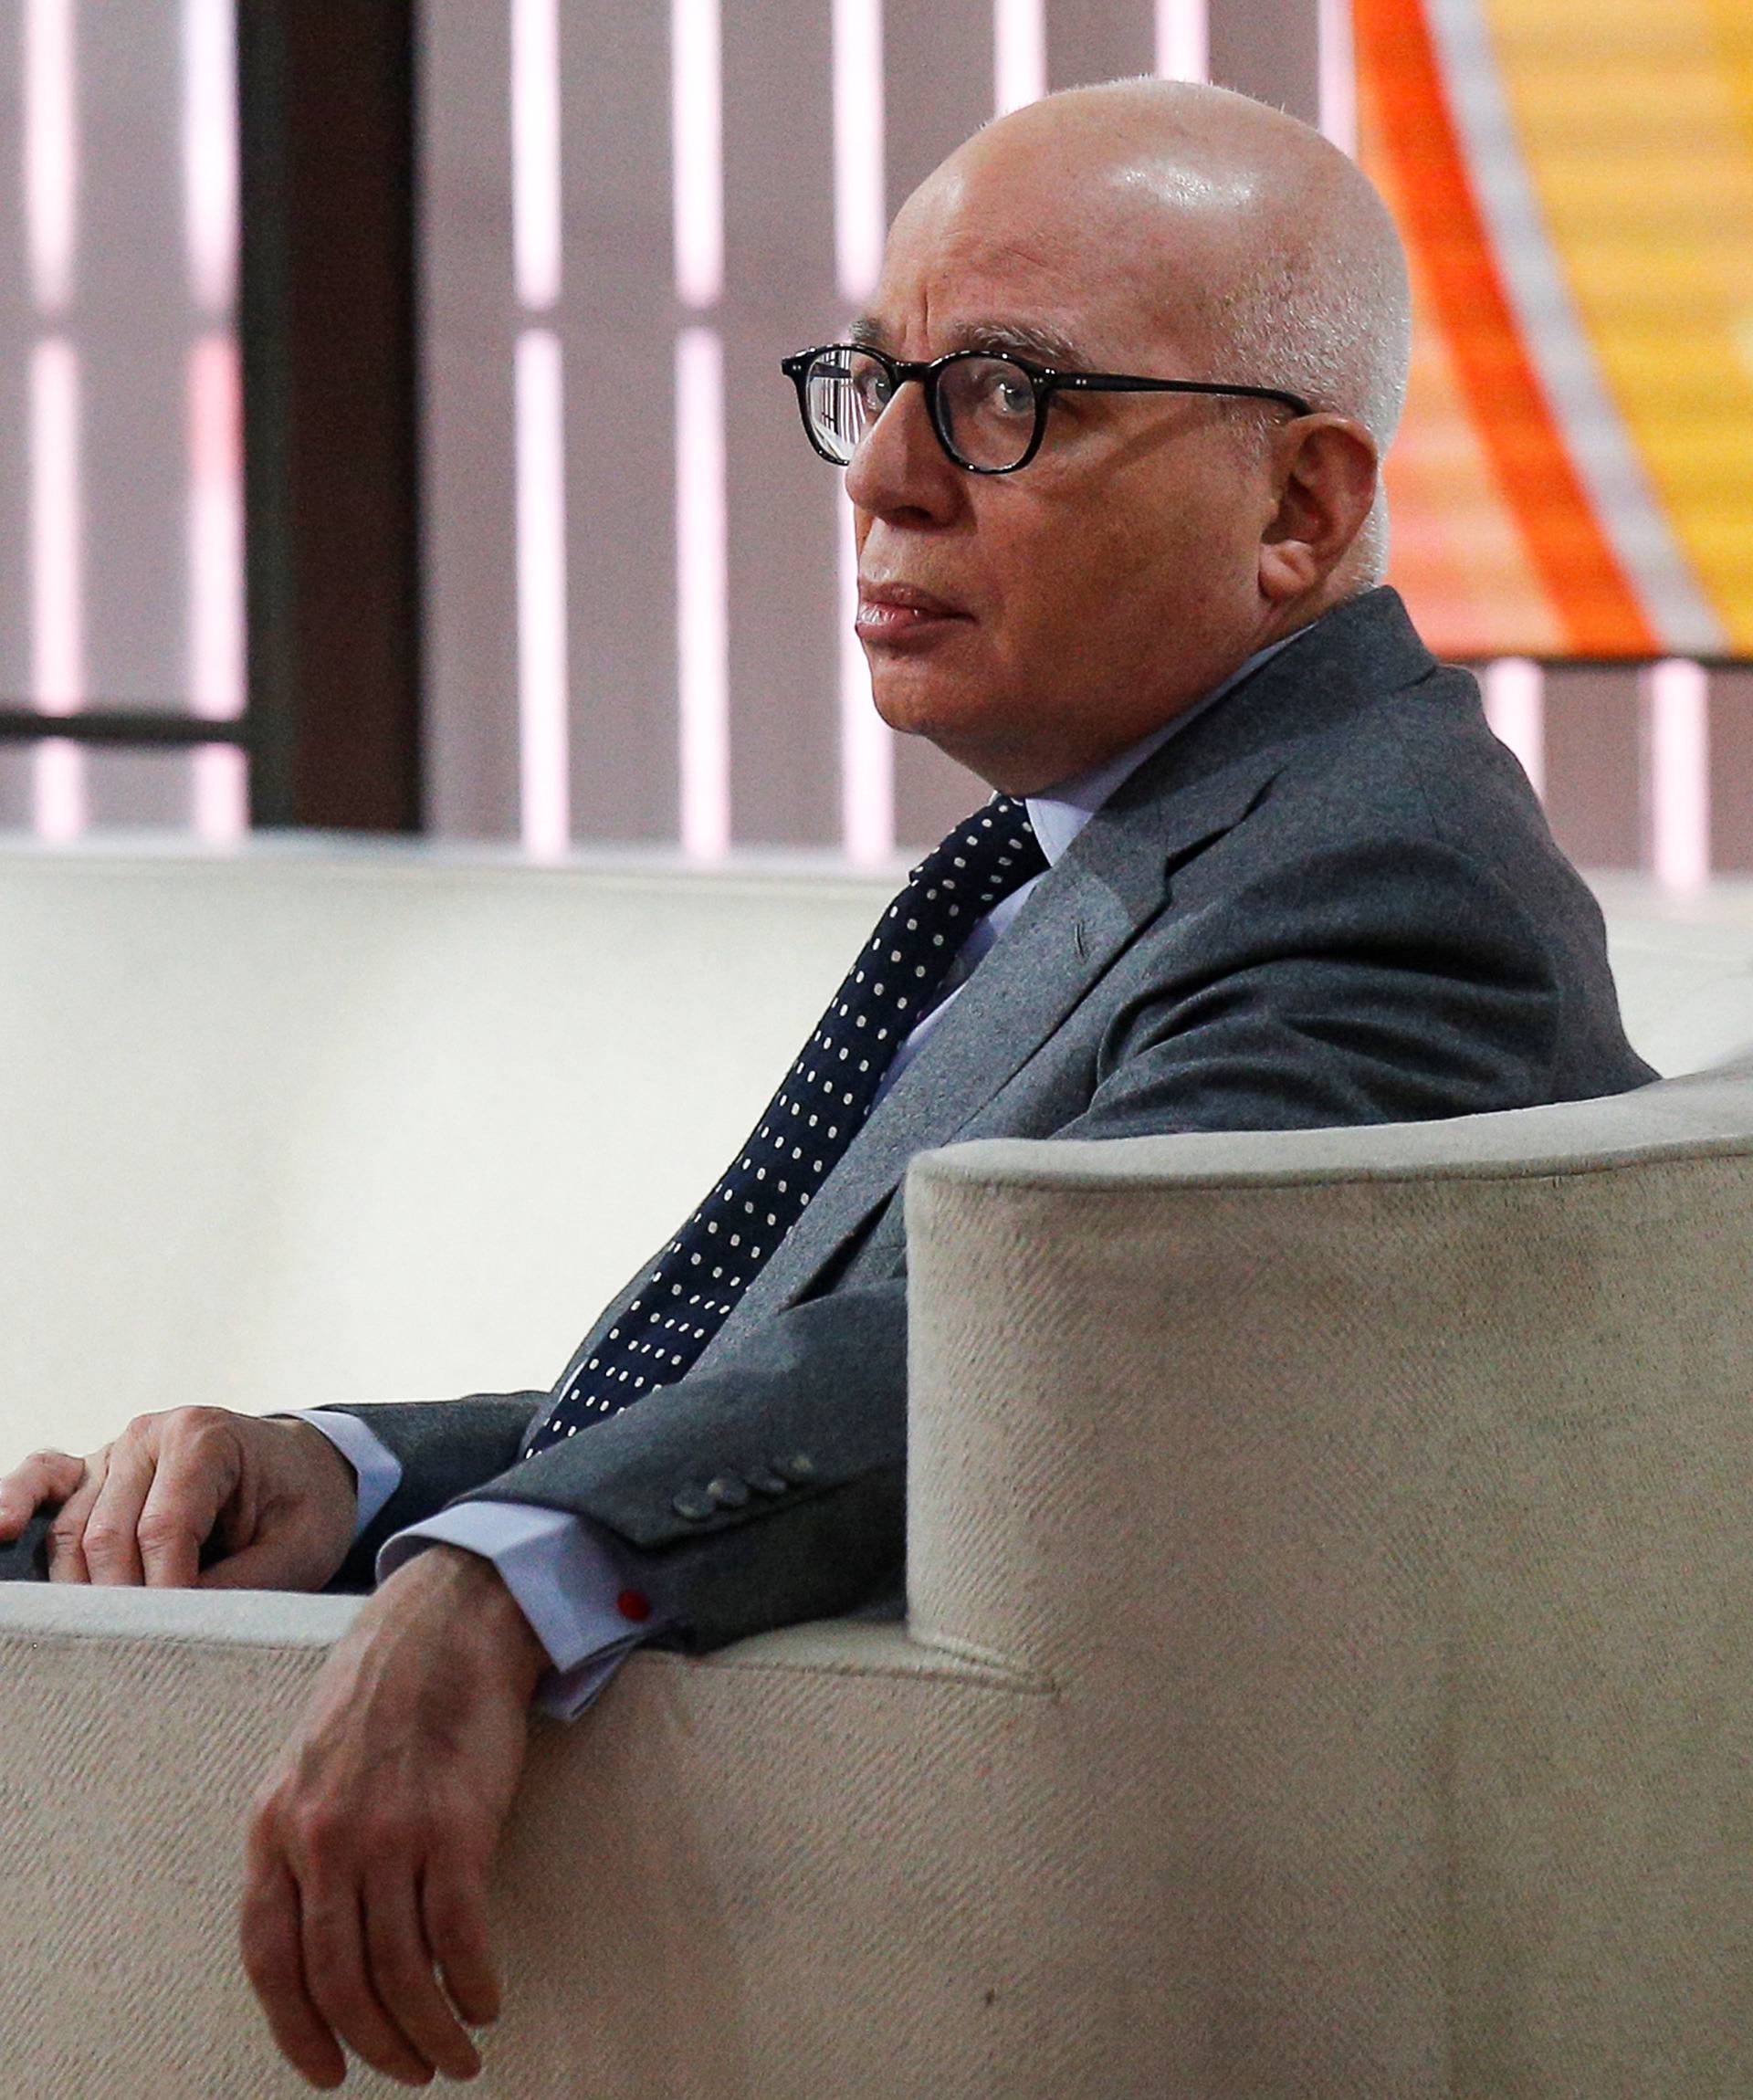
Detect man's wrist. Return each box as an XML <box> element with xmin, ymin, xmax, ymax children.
<box><xmin>283</xmin><ymin>1417</ymin><xmax>361</xmax><ymax>1520</ymax></box>
<box><xmin>387</xmin><ymin>1541</ymin><xmax>550</xmax><ymax>1699</ymax></box>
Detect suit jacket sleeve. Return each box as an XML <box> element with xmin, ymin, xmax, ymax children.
<box><xmin>309</xmin><ymin>1394</ymin><xmax>544</xmax><ymax>1591</ymax></box>
<box><xmin>416</xmin><ymin>826</ymin><xmax>1576</xmax><ymax>1653</ymax></box>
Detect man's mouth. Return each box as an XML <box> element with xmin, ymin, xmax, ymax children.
<box><xmin>855</xmin><ymin>582</ymin><xmax>971</xmax><ymax>640</ymax></box>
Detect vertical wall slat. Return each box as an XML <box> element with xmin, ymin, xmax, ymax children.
<box><xmin>1644</xmin><ymin>658</ymin><xmax>1711</xmax><ymax>890</ymax></box>
<box><xmin>82</xmin><ymin>0</ymin><xmax>187</xmax><ymax>824</ymax></box>
<box><xmin>239</xmin><ymin>0</ymin><xmax>422</xmax><ymax>830</ymax></box>
<box><xmin>881</xmin><ymin>0</ymin><xmax>993</xmax><ymax>212</ymax></box>
<box><xmin>0</xmin><ymin>3</ymin><xmax>37</xmax><ymax>727</ymax></box>
<box><xmin>1047</xmin><ymin>0</ymin><xmax>1154</xmax><ymax>92</ymax></box>
<box><xmin>1207</xmin><ymin>0</ymin><xmax>1320</xmax><ymax>126</ymax></box>
<box><xmin>1707</xmin><ymin>667</ymin><xmax>1753</xmax><ymax>874</ymax></box>
<box><xmin>82</xmin><ymin>0</ymin><xmax>181</xmax><ymax>711</ymax></box>
<box><xmin>719</xmin><ymin>0</ymin><xmax>839</xmax><ymax>848</ymax></box>
<box><xmin>1540</xmin><ymin>665</ymin><xmax>1643</xmax><ymax>870</ymax></box>
<box><xmin>417</xmin><ymin>0</ymin><xmax>520</xmax><ymax>838</ymax></box>
<box><xmin>878</xmin><ymin>0</ymin><xmax>1001</xmax><ymax>850</ymax></box>
<box><xmin>562</xmin><ymin>0</ymin><xmax>678</xmax><ymax>843</ymax></box>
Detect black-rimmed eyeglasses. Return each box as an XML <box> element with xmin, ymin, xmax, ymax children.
<box><xmin>781</xmin><ymin>342</ymin><xmax>1312</xmax><ymax>476</ymax></box>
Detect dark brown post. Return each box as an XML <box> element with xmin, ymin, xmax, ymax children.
<box><xmin>237</xmin><ymin>0</ymin><xmax>423</xmax><ymax>830</ymax></box>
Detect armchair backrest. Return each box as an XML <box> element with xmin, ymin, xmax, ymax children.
<box><xmin>903</xmin><ymin>1060</ymin><xmax>1753</xmax><ymax>2090</ymax></box>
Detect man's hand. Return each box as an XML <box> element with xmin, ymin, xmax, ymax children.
<box><xmin>241</xmin><ymin>1545</ymin><xmax>548</xmax><ymax>2088</ymax></box>
<box><xmin>0</xmin><ymin>1409</ymin><xmax>359</xmax><ymax>1590</ymax></box>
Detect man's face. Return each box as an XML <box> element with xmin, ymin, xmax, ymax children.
<box><xmin>845</xmin><ymin>137</ymin><xmax>1281</xmax><ymax>796</ymax></box>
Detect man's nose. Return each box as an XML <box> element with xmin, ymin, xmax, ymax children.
<box><xmin>843</xmin><ymin>378</ymin><xmax>961</xmax><ymax>520</ymax></box>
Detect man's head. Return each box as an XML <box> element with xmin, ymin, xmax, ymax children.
<box><xmin>841</xmin><ymin>78</ymin><xmax>1412</xmax><ymax>794</ymax></box>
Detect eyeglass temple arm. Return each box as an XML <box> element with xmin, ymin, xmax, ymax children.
<box><xmin>777</xmin><ymin>350</ymin><xmax>1312</xmax><ymax>419</ymax></box>
<box><xmin>1053</xmin><ymin>373</ymin><xmax>1311</xmax><ymax>415</ymax></box>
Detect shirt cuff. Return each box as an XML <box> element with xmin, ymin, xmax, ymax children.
<box><xmin>376</xmin><ymin>1500</ymin><xmax>664</xmax><ymax>1721</ymax></box>
<box><xmin>290</xmin><ymin>1409</ymin><xmax>404</xmax><ymax>1538</ymax></box>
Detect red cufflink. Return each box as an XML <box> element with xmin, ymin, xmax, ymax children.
<box><xmin>616</xmin><ymin>1589</ymin><xmax>653</xmax><ymax>1622</ymax></box>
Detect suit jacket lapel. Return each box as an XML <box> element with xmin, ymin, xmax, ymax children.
<box><xmin>534</xmin><ymin>746</ymin><xmax>1277</xmax><ymax>1431</ymax></box>
<box><xmin>723</xmin><ymin>751</ymin><xmax>1280</xmax><ymax>1331</ymax></box>
<box><xmin>543</xmin><ymin>737</ymin><xmax>1281</xmax><ymax>1399</ymax></box>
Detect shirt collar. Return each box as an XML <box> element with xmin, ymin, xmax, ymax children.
<box><xmin>1023</xmin><ymin>623</ymin><xmax>1314</xmax><ymax>866</ymax></box>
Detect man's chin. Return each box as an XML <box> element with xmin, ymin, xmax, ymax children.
<box><xmin>867</xmin><ymin>688</ymin><xmax>1022</xmax><ymax>791</ymax></box>
<box><xmin>868</xmin><ymin>667</ymin><xmax>989</xmax><ymax>746</ymax></box>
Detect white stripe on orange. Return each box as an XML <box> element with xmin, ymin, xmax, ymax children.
<box><xmin>1423</xmin><ymin>0</ymin><xmax>1723</xmax><ymax>654</ymax></box>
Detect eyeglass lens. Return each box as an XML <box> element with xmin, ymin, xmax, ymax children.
<box><xmin>805</xmin><ymin>349</ymin><xmax>1039</xmax><ymax>471</ymax></box>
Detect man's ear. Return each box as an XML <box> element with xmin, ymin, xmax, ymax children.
<box><xmin>1256</xmin><ymin>415</ymin><xmax>1380</xmax><ymax>604</ymax></box>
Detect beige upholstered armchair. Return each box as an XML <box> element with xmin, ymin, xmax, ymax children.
<box><xmin>1</xmin><ymin>852</ymin><xmax>1750</xmax><ymax>2096</ymax></box>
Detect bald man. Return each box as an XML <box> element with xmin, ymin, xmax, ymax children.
<box><xmin>0</xmin><ymin>79</ymin><xmax>1652</xmax><ymax>2088</ymax></box>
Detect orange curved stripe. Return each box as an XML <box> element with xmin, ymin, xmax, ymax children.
<box><xmin>1352</xmin><ymin>0</ymin><xmax>1658</xmax><ymax>654</ymax></box>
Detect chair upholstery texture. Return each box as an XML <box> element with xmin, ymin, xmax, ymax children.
<box><xmin>2</xmin><ymin>850</ymin><xmax>1752</xmax><ymax>2096</ymax></box>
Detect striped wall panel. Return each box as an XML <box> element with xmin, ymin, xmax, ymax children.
<box><xmin>0</xmin><ymin>0</ymin><xmax>246</xmax><ymax>840</ymax></box>
<box><xmin>419</xmin><ymin>0</ymin><xmax>1749</xmax><ymax>880</ymax></box>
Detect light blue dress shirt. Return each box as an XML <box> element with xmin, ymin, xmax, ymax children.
<box><xmin>299</xmin><ymin>630</ymin><xmax>1307</xmax><ymax>1717</ymax></box>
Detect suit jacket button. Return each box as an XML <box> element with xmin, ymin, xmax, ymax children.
<box><xmin>747</xmin><ymin>1468</ymin><xmax>790</xmax><ymax>1496</ymax></box>
<box><xmin>671</xmin><ymin>1488</ymin><xmax>715</xmax><ymax>1521</ymax></box>
<box><xmin>705</xmin><ymin>1474</ymin><xmax>751</xmax><ymax>1508</ymax></box>
<box><xmin>772</xmin><ymin>1453</ymin><xmax>817</xmax><ymax>1484</ymax></box>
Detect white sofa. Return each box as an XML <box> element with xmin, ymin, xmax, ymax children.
<box><xmin>3</xmin><ymin>844</ymin><xmax>1753</xmax><ymax>2098</ymax></box>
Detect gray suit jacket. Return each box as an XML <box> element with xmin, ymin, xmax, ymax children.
<box><xmin>332</xmin><ymin>589</ymin><xmax>1655</xmax><ymax>1644</ymax></box>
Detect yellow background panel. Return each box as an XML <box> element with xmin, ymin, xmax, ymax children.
<box><xmin>1485</xmin><ymin>0</ymin><xmax>1753</xmax><ymax>647</ymax></box>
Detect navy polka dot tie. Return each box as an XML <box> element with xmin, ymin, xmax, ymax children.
<box><xmin>525</xmin><ymin>796</ymin><xmax>1048</xmax><ymax>1454</ymax></box>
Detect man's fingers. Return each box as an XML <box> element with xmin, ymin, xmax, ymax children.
<box><xmin>365</xmin><ymin>1868</ymin><xmax>483</xmax><ymax>2082</ymax></box>
<box><xmin>46</xmin><ymin>1452</ymin><xmax>108</xmax><ymax>1584</ymax></box>
<box><xmin>421</xmin><ymin>1857</ymin><xmax>502</xmax><ymax>2032</ymax></box>
<box><xmin>300</xmin><ymin>1878</ymin><xmax>435</xmax><ymax>2086</ymax></box>
<box><xmin>0</xmin><ymin>1451</ymin><xmax>85</xmax><ymax>1541</ymax></box>
<box><xmin>240</xmin><ymin>1847</ymin><xmax>348</xmax><ymax>2092</ymax></box>
<box><xmin>136</xmin><ymin>1430</ymin><xmax>231</xmax><ymax>1589</ymax></box>
<box><xmin>79</xmin><ymin>1439</ymin><xmax>159</xmax><ymax>1586</ymax></box>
